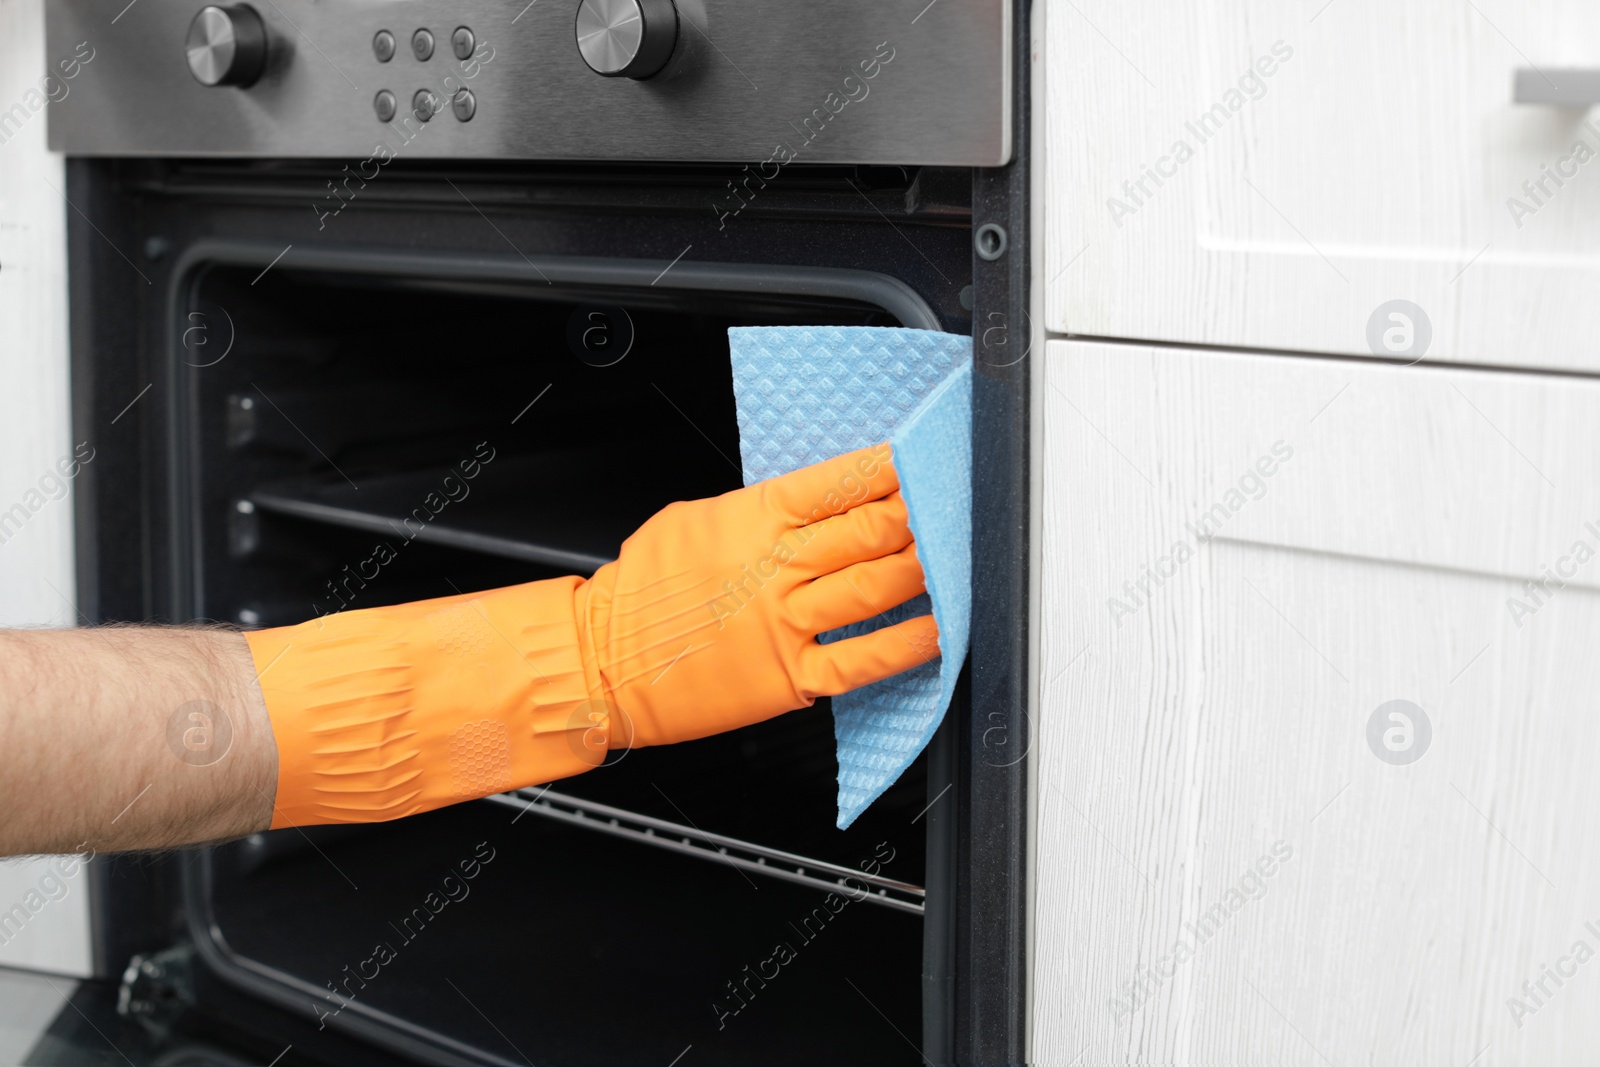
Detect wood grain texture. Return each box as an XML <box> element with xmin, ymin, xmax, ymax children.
<box><xmin>1033</xmin><ymin>339</ymin><xmax>1600</xmax><ymax>1065</ymax></box>
<box><xmin>0</xmin><ymin>0</ymin><xmax>95</xmax><ymax>977</ymax></box>
<box><xmin>1041</xmin><ymin>0</ymin><xmax>1600</xmax><ymax>371</ymax></box>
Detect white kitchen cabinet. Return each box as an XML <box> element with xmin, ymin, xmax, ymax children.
<box><xmin>1041</xmin><ymin>0</ymin><xmax>1600</xmax><ymax>372</ymax></box>
<box><xmin>0</xmin><ymin>0</ymin><xmax>94</xmax><ymax>978</ymax></box>
<box><xmin>1032</xmin><ymin>338</ymin><xmax>1600</xmax><ymax>1065</ymax></box>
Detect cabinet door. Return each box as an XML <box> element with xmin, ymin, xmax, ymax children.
<box><xmin>1041</xmin><ymin>0</ymin><xmax>1600</xmax><ymax>372</ymax></box>
<box><xmin>0</xmin><ymin>0</ymin><xmax>92</xmax><ymax>979</ymax></box>
<box><xmin>1034</xmin><ymin>340</ymin><xmax>1600</xmax><ymax>1065</ymax></box>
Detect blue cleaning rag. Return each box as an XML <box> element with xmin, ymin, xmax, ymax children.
<box><xmin>728</xmin><ymin>326</ymin><xmax>972</xmax><ymax>829</ymax></box>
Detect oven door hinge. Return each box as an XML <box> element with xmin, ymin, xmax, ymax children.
<box><xmin>117</xmin><ymin>943</ymin><xmax>197</xmax><ymax>1041</ymax></box>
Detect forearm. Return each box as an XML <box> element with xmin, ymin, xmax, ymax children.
<box><xmin>0</xmin><ymin>627</ymin><xmax>276</xmax><ymax>857</ymax></box>
<box><xmin>0</xmin><ymin>446</ymin><xmax>932</xmax><ymax>855</ymax></box>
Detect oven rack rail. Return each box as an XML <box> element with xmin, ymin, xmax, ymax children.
<box><xmin>245</xmin><ymin>488</ymin><xmax>614</xmax><ymax>574</ymax></box>
<box><xmin>237</xmin><ymin>451</ymin><xmax>734</xmax><ymax>580</ymax></box>
<box><xmin>488</xmin><ymin>787</ymin><xmax>926</xmax><ymax>915</ymax></box>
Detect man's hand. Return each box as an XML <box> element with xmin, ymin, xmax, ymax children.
<box><xmin>582</xmin><ymin>441</ymin><xmax>938</xmax><ymax>748</ymax></box>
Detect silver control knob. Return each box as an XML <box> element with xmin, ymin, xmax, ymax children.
<box><xmin>575</xmin><ymin>0</ymin><xmax>677</xmax><ymax>80</ymax></box>
<box><xmin>186</xmin><ymin>4</ymin><xmax>268</xmax><ymax>88</ymax></box>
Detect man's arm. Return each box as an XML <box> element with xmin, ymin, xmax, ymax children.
<box><xmin>0</xmin><ymin>627</ymin><xmax>276</xmax><ymax>856</ymax></box>
<box><xmin>0</xmin><ymin>444</ymin><xmax>935</xmax><ymax>858</ymax></box>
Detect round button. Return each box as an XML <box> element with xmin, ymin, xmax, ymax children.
<box><xmin>411</xmin><ymin>28</ymin><xmax>435</xmax><ymax>61</ymax></box>
<box><xmin>373</xmin><ymin>30</ymin><xmax>395</xmax><ymax>62</ymax></box>
<box><xmin>374</xmin><ymin>89</ymin><xmax>396</xmax><ymax>122</ymax></box>
<box><xmin>452</xmin><ymin>88</ymin><xmax>476</xmax><ymax>122</ymax></box>
<box><xmin>575</xmin><ymin>0</ymin><xmax>678</xmax><ymax>80</ymax></box>
<box><xmin>451</xmin><ymin>26</ymin><xmax>475</xmax><ymax>61</ymax></box>
<box><xmin>412</xmin><ymin>88</ymin><xmax>441</xmax><ymax>122</ymax></box>
<box><xmin>186</xmin><ymin>4</ymin><xmax>269</xmax><ymax>88</ymax></box>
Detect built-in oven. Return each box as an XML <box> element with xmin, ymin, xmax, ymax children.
<box><xmin>48</xmin><ymin>2</ymin><xmax>1031</xmax><ymax>1063</ymax></box>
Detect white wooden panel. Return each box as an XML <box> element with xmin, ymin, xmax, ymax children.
<box><xmin>1034</xmin><ymin>339</ymin><xmax>1600</xmax><ymax>1065</ymax></box>
<box><xmin>0</xmin><ymin>970</ymin><xmax>75</xmax><ymax>1062</ymax></box>
<box><xmin>0</xmin><ymin>0</ymin><xmax>94</xmax><ymax>978</ymax></box>
<box><xmin>1041</xmin><ymin>0</ymin><xmax>1600</xmax><ymax>372</ymax></box>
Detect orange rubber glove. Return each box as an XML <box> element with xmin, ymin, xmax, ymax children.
<box><xmin>245</xmin><ymin>443</ymin><xmax>939</xmax><ymax>829</ymax></box>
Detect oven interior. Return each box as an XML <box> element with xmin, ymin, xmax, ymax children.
<box><xmin>180</xmin><ymin>261</ymin><xmax>934</xmax><ymax>1065</ymax></box>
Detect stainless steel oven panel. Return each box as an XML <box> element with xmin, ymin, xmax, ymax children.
<box><xmin>45</xmin><ymin>0</ymin><xmax>1010</xmax><ymax>165</ymax></box>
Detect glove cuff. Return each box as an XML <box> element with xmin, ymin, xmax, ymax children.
<box><xmin>570</xmin><ymin>561</ymin><xmax>654</xmax><ymax>751</ymax></box>
<box><xmin>246</xmin><ymin>578</ymin><xmax>606</xmax><ymax>829</ymax></box>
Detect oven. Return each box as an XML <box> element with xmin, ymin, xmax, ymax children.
<box><xmin>47</xmin><ymin>2</ymin><xmax>1031</xmax><ymax>1063</ymax></box>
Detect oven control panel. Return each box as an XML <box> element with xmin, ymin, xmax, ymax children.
<box><xmin>47</xmin><ymin>0</ymin><xmax>1010</xmax><ymax>165</ymax></box>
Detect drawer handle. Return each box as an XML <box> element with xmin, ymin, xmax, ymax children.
<box><xmin>1514</xmin><ymin>68</ymin><xmax>1600</xmax><ymax>105</ymax></box>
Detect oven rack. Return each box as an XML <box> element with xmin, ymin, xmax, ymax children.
<box><xmin>488</xmin><ymin>787</ymin><xmax>927</xmax><ymax>915</ymax></box>
<box><xmin>237</xmin><ymin>447</ymin><xmax>734</xmax><ymax>577</ymax></box>
<box><xmin>245</xmin><ymin>483</ymin><xmax>614</xmax><ymax>574</ymax></box>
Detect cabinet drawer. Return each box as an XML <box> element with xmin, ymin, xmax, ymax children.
<box><xmin>1042</xmin><ymin>0</ymin><xmax>1600</xmax><ymax>372</ymax></box>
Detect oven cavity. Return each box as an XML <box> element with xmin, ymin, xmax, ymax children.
<box><xmin>181</xmin><ymin>259</ymin><xmax>931</xmax><ymax>1065</ymax></box>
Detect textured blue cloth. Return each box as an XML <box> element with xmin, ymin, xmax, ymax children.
<box><xmin>728</xmin><ymin>326</ymin><xmax>972</xmax><ymax>828</ymax></box>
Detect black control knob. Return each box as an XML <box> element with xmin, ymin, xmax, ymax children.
<box><xmin>575</xmin><ymin>0</ymin><xmax>677</xmax><ymax>80</ymax></box>
<box><xmin>186</xmin><ymin>4</ymin><xmax>268</xmax><ymax>88</ymax></box>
